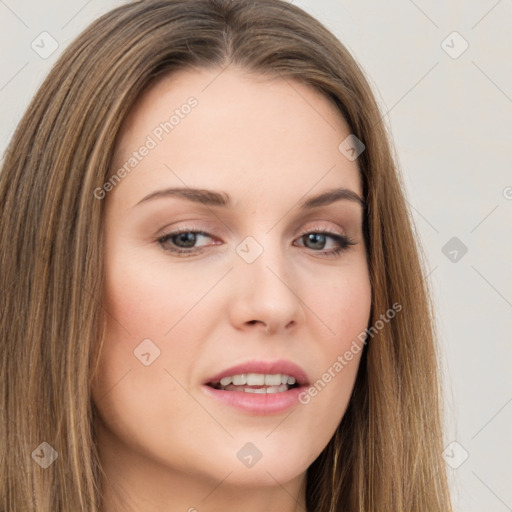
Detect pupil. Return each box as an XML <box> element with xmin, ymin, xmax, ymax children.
<box><xmin>305</xmin><ymin>233</ymin><xmax>325</xmax><ymax>250</ymax></box>
<box><xmin>175</xmin><ymin>232</ymin><xmax>196</xmax><ymax>248</ymax></box>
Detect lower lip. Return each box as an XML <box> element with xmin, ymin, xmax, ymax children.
<box><xmin>202</xmin><ymin>385</ymin><xmax>306</xmax><ymax>415</ymax></box>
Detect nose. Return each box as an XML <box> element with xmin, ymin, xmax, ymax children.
<box><xmin>227</xmin><ymin>239</ymin><xmax>306</xmax><ymax>335</ymax></box>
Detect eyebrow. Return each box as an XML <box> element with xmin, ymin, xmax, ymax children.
<box><xmin>133</xmin><ymin>186</ymin><xmax>365</xmax><ymax>209</ymax></box>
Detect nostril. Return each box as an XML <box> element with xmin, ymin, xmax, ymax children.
<box><xmin>247</xmin><ymin>320</ymin><xmax>268</xmax><ymax>332</ymax></box>
<box><xmin>247</xmin><ymin>319</ymin><xmax>270</xmax><ymax>327</ymax></box>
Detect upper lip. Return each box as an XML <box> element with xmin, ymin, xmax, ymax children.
<box><xmin>204</xmin><ymin>359</ymin><xmax>310</xmax><ymax>387</ymax></box>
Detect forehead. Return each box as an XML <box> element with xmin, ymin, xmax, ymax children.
<box><xmin>109</xmin><ymin>66</ymin><xmax>362</xmax><ymax>210</ymax></box>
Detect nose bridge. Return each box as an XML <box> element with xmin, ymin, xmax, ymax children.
<box><xmin>235</xmin><ymin>232</ymin><xmax>287</xmax><ymax>286</ymax></box>
<box><xmin>230</xmin><ymin>231</ymin><xmax>305</xmax><ymax>332</ymax></box>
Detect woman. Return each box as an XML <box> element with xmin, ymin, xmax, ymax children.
<box><xmin>0</xmin><ymin>0</ymin><xmax>452</xmax><ymax>510</ymax></box>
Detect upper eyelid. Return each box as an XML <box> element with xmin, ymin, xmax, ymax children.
<box><xmin>157</xmin><ymin>217</ymin><xmax>353</xmax><ymax>236</ymax></box>
<box><xmin>157</xmin><ymin>225</ymin><xmax>351</xmax><ymax>247</ymax></box>
<box><xmin>158</xmin><ymin>223</ymin><xmax>349</xmax><ymax>239</ymax></box>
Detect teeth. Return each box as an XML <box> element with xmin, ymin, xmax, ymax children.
<box><xmin>232</xmin><ymin>374</ymin><xmax>246</xmax><ymax>385</ymax></box>
<box><xmin>244</xmin><ymin>387</ymin><xmax>267</xmax><ymax>394</ymax></box>
<box><xmin>223</xmin><ymin>384</ymin><xmax>289</xmax><ymax>393</ymax></box>
<box><xmin>264</xmin><ymin>374</ymin><xmax>282</xmax><ymax>385</ymax></box>
<box><xmin>212</xmin><ymin>373</ymin><xmax>298</xmax><ymax>392</ymax></box>
<box><xmin>244</xmin><ymin>384</ymin><xmax>288</xmax><ymax>394</ymax></box>
<box><xmin>246</xmin><ymin>373</ymin><xmax>265</xmax><ymax>385</ymax></box>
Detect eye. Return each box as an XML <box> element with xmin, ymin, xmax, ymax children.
<box><xmin>295</xmin><ymin>230</ymin><xmax>356</xmax><ymax>257</ymax></box>
<box><xmin>157</xmin><ymin>227</ymin><xmax>356</xmax><ymax>257</ymax></box>
<box><xmin>157</xmin><ymin>229</ymin><xmax>216</xmax><ymax>256</ymax></box>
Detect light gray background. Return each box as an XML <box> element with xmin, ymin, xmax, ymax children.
<box><xmin>1</xmin><ymin>1</ymin><xmax>511</xmax><ymax>510</ymax></box>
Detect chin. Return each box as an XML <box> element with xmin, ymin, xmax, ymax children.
<box><xmin>185</xmin><ymin>436</ymin><xmax>315</xmax><ymax>487</ymax></box>
<box><xmin>207</xmin><ymin>460</ymin><xmax>308</xmax><ymax>488</ymax></box>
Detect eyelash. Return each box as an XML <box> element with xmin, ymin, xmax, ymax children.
<box><xmin>156</xmin><ymin>225</ymin><xmax>356</xmax><ymax>258</ymax></box>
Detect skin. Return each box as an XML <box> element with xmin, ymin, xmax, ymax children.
<box><xmin>91</xmin><ymin>66</ymin><xmax>372</xmax><ymax>512</ymax></box>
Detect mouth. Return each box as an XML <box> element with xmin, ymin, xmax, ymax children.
<box><xmin>206</xmin><ymin>372</ymin><xmax>300</xmax><ymax>394</ymax></box>
<box><xmin>202</xmin><ymin>359</ymin><xmax>309</xmax><ymax>414</ymax></box>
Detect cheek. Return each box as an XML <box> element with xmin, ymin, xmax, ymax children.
<box><xmin>91</xmin><ymin>255</ymin><xmax>209</xmax><ymax>464</ymax></box>
<box><xmin>102</xmin><ymin>248</ymin><xmax>215</xmax><ymax>339</ymax></box>
<box><xmin>298</xmin><ymin>260</ymin><xmax>371</xmax><ymax>427</ymax></box>
<box><xmin>92</xmin><ymin>248</ymin><xmax>221</xmax><ymax>422</ymax></box>
<box><xmin>305</xmin><ymin>257</ymin><xmax>372</xmax><ymax>343</ymax></box>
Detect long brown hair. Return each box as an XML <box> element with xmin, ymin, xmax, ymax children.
<box><xmin>0</xmin><ymin>0</ymin><xmax>452</xmax><ymax>510</ymax></box>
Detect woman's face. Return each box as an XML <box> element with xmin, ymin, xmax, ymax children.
<box><xmin>92</xmin><ymin>66</ymin><xmax>371</xmax><ymax>501</ymax></box>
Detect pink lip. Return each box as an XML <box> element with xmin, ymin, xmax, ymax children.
<box><xmin>201</xmin><ymin>359</ymin><xmax>310</xmax><ymax>415</ymax></box>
